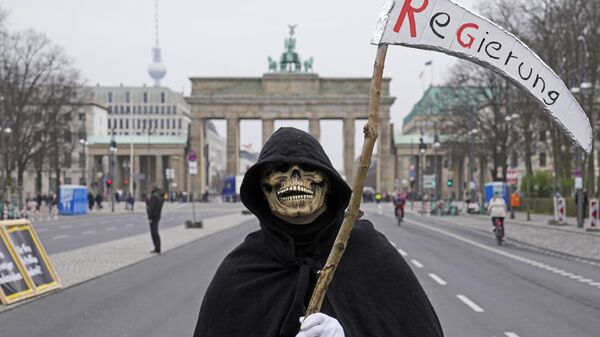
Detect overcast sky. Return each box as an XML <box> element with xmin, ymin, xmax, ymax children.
<box><xmin>3</xmin><ymin>0</ymin><xmax>476</xmax><ymax>171</ymax></box>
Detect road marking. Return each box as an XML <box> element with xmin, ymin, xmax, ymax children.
<box><xmin>429</xmin><ymin>273</ymin><xmax>447</xmax><ymax>285</ymax></box>
<box><xmin>411</xmin><ymin>259</ymin><xmax>424</xmax><ymax>268</ymax></box>
<box><xmin>106</xmin><ymin>227</ymin><xmax>116</xmax><ymax>231</ymax></box>
<box><xmin>397</xmin><ymin>248</ymin><xmax>407</xmax><ymax>256</ymax></box>
<box><xmin>52</xmin><ymin>235</ymin><xmax>69</xmax><ymax>240</ymax></box>
<box><xmin>59</xmin><ymin>225</ymin><xmax>72</xmax><ymax>229</ymax></box>
<box><xmin>456</xmin><ymin>294</ymin><xmax>484</xmax><ymax>312</ymax></box>
<box><xmin>406</xmin><ymin>218</ymin><xmax>600</xmax><ymax>289</ymax></box>
<box><xmin>505</xmin><ymin>333</ymin><xmax>520</xmax><ymax>337</ymax></box>
<box><xmin>125</xmin><ymin>223</ymin><xmax>134</xmax><ymax>228</ymax></box>
<box><xmin>82</xmin><ymin>230</ymin><xmax>95</xmax><ymax>235</ymax></box>
<box><xmin>36</xmin><ymin>228</ymin><xmax>48</xmax><ymax>232</ymax></box>
<box><xmin>81</xmin><ymin>223</ymin><xmax>92</xmax><ymax>227</ymax></box>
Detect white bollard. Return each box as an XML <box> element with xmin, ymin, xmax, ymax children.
<box><xmin>557</xmin><ymin>197</ymin><xmax>566</xmax><ymax>225</ymax></box>
<box><xmin>587</xmin><ymin>199</ymin><xmax>599</xmax><ymax>231</ymax></box>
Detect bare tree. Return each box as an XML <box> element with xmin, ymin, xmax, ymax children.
<box><xmin>0</xmin><ymin>28</ymin><xmax>82</xmax><ymax>207</ymax></box>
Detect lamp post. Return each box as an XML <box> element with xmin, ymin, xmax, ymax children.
<box><xmin>433</xmin><ymin>135</ymin><xmax>441</xmax><ymax>200</ymax></box>
<box><xmin>109</xmin><ymin>132</ymin><xmax>117</xmax><ymax>213</ymax></box>
<box><xmin>418</xmin><ymin>137</ymin><xmax>426</xmax><ymax>199</ymax></box>
<box><xmin>505</xmin><ymin>113</ymin><xmax>520</xmax><ymax>219</ymax></box>
<box><xmin>0</xmin><ymin>118</ymin><xmax>12</xmax><ymax>202</ymax></box>
<box><xmin>572</xmin><ymin>35</ymin><xmax>592</xmax><ymax>228</ymax></box>
<box><xmin>467</xmin><ymin>128</ymin><xmax>478</xmax><ymax>207</ymax></box>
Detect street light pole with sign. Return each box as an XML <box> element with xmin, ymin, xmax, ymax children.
<box><xmin>188</xmin><ymin>150</ymin><xmax>198</xmax><ymax>224</ymax></box>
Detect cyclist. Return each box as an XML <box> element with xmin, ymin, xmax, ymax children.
<box><xmin>393</xmin><ymin>191</ymin><xmax>407</xmax><ymax>222</ymax></box>
<box><xmin>487</xmin><ymin>192</ymin><xmax>507</xmax><ymax>228</ymax></box>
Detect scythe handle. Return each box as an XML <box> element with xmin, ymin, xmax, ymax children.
<box><xmin>305</xmin><ymin>44</ymin><xmax>388</xmax><ymax>315</ymax></box>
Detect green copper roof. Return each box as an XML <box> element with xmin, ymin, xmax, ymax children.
<box><xmin>403</xmin><ymin>86</ymin><xmax>488</xmax><ymax>126</ymax></box>
<box><xmin>87</xmin><ymin>135</ymin><xmax>187</xmax><ymax>145</ymax></box>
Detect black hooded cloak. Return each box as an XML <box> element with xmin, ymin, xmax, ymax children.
<box><xmin>193</xmin><ymin>127</ymin><xmax>443</xmax><ymax>337</ymax></box>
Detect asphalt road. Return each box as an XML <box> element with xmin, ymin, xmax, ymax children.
<box><xmin>31</xmin><ymin>203</ymin><xmax>245</xmax><ymax>254</ymax></box>
<box><xmin>2</xmin><ymin>204</ymin><xmax>599</xmax><ymax>337</ymax></box>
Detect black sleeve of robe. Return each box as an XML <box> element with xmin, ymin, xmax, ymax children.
<box><xmin>193</xmin><ymin>220</ymin><xmax>444</xmax><ymax>337</ymax></box>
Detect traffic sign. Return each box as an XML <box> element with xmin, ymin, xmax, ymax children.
<box><xmin>188</xmin><ymin>150</ymin><xmax>197</xmax><ymax>162</ymax></box>
<box><xmin>423</xmin><ymin>175</ymin><xmax>435</xmax><ymax>189</ymax></box>
<box><xmin>189</xmin><ymin>161</ymin><xmax>198</xmax><ymax>175</ymax></box>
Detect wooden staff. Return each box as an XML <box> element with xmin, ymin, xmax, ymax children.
<box><xmin>305</xmin><ymin>44</ymin><xmax>388</xmax><ymax>315</ymax></box>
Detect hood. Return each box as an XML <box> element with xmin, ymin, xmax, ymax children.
<box><xmin>241</xmin><ymin>127</ymin><xmax>352</xmax><ymax>229</ymax></box>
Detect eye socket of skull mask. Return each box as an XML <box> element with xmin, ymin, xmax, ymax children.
<box><xmin>261</xmin><ymin>162</ymin><xmax>328</xmax><ymax>225</ymax></box>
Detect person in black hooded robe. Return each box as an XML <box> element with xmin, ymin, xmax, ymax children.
<box><xmin>193</xmin><ymin>127</ymin><xmax>443</xmax><ymax>337</ymax></box>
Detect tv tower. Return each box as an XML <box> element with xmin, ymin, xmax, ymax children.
<box><xmin>148</xmin><ymin>0</ymin><xmax>166</xmax><ymax>87</ymax></box>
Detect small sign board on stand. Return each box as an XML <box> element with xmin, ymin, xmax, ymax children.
<box><xmin>0</xmin><ymin>220</ymin><xmax>61</xmax><ymax>305</ymax></box>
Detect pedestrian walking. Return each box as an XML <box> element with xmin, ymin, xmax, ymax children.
<box><xmin>146</xmin><ymin>185</ymin><xmax>164</xmax><ymax>254</ymax></box>
<box><xmin>88</xmin><ymin>191</ymin><xmax>95</xmax><ymax>210</ymax></box>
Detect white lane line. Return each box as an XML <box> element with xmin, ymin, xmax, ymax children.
<box><xmin>397</xmin><ymin>248</ymin><xmax>407</xmax><ymax>256</ymax></box>
<box><xmin>52</xmin><ymin>234</ymin><xmax>69</xmax><ymax>240</ymax></box>
<box><xmin>456</xmin><ymin>294</ymin><xmax>484</xmax><ymax>313</ymax></box>
<box><xmin>505</xmin><ymin>332</ymin><xmax>520</xmax><ymax>337</ymax></box>
<box><xmin>429</xmin><ymin>273</ymin><xmax>447</xmax><ymax>285</ymax></box>
<box><xmin>125</xmin><ymin>223</ymin><xmax>134</xmax><ymax>228</ymax></box>
<box><xmin>36</xmin><ymin>228</ymin><xmax>48</xmax><ymax>233</ymax></box>
<box><xmin>82</xmin><ymin>230</ymin><xmax>96</xmax><ymax>235</ymax></box>
<box><xmin>106</xmin><ymin>227</ymin><xmax>116</xmax><ymax>231</ymax></box>
<box><xmin>411</xmin><ymin>259</ymin><xmax>424</xmax><ymax>268</ymax></box>
<box><xmin>406</xmin><ymin>218</ymin><xmax>600</xmax><ymax>289</ymax></box>
<box><xmin>81</xmin><ymin>223</ymin><xmax>92</xmax><ymax>227</ymax></box>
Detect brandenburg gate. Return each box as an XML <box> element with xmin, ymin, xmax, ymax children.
<box><xmin>186</xmin><ymin>27</ymin><xmax>396</xmax><ymax>195</ymax></box>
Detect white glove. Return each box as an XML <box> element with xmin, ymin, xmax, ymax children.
<box><xmin>296</xmin><ymin>313</ymin><xmax>345</xmax><ymax>337</ymax></box>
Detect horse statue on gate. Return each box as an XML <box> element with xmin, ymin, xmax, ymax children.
<box><xmin>268</xmin><ymin>57</ymin><xmax>278</xmax><ymax>72</ymax></box>
<box><xmin>304</xmin><ymin>57</ymin><xmax>314</xmax><ymax>73</ymax></box>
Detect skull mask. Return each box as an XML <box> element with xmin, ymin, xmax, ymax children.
<box><xmin>261</xmin><ymin>163</ymin><xmax>329</xmax><ymax>225</ymax></box>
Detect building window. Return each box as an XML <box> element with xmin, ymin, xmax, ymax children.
<box><xmin>173</xmin><ymin>106</ymin><xmax>177</xmax><ymax>114</ymax></box>
<box><xmin>143</xmin><ymin>119</ymin><xmax>147</xmax><ymax>129</ymax></box>
<box><xmin>178</xmin><ymin>119</ymin><xmax>182</xmax><ymax>129</ymax></box>
<box><xmin>161</xmin><ymin>119</ymin><xmax>164</xmax><ymax>129</ymax></box>
<box><xmin>137</xmin><ymin>119</ymin><xmax>141</xmax><ymax>129</ymax></box>
<box><xmin>108</xmin><ymin>119</ymin><xmax>111</xmax><ymax>129</ymax></box>
<box><xmin>107</xmin><ymin>92</ymin><xmax>113</xmax><ymax>103</ymax></box>
<box><xmin>143</xmin><ymin>92</ymin><xmax>148</xmax><ymax>103</ymax></box>
<box><xmin>166</xmin><ymin>119</ymin><xmax>170</xmax><ymax>129</ymax></box>
<box><xmin>64</xmin><ymin>130</ymin><xmax>72</xmax><ymax>143</ymax></box>
<box><xmin>539</xmin><ymin>130</ymin><xmax>546</xmax><ymax>142</ymax></box>
<box><xmin>161</xmin><ymin>106</ymin><xmax>165</xmax><ymax>114</ymax></box>
<box><xmin>108</xmin><ymin>106</ymin><xmax>112</xmax><ymax>114</ymax></box>
<box><xmin>119</xmin><ymin>119</ymin><xmax>123</xmax><ymax>129</ymax></box>
<box><xmin>539</xmin><ymin>152</ymin><xmax>547</xmax><ymax>167</ymax></box>
<box><xmin>125</xmin><ymin>119</ymin><xmax>129</xmax><ymax>129</ymax></box>
<box><xmin>143</xmin><ymin>106</ymin><xmax>148</xmax><ymax>114</ymax></box>
<box><xmin>126</xmin><ymin>91</ymin><xmax>131</xmax><ymax>103</ymax></box>
<box><xmin>172</xmin><ymin>119</ymin><xmax>176</xmax><ymax>130</ymax></box>
<box><xmin>160</xmin><ymin>92</ymin><xmax>166</xmax><ymax>103</ymax></box>
<box><xmin>167</xmin><ymin>106</ymin><xmax>171</xmax><ymax>114</ymax></box>
<box><xmin>126</xmin><ymin>106</ymin><xmax>130</xmax><ymax>113</ymax></box>
<box><xmin>154</xmin><ymin>119</ymin><xmax>158</xmax><ymax>129</ymax></box>
<box><xmin>149</xmin><ymin>106</ymin><xmax>153</xmax><ymax>114</ymax></box>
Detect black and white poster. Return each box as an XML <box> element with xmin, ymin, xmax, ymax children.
<box><xmin>0</xmin><ymin>232</ymin><xmax>32</xmax><ymax>302</ymax></box>
<box><xmin>6</xmin><ymin>225</ymin><xmax>57</xmax><ymax>289</ymax></box>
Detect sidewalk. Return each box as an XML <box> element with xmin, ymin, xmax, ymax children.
<box><xmin>0</xmin><ymin>210</ymin><xmax>254</xmax><ymax>313</ymax></box>
<box><xmin>402</xmin><ymin>204</ymin><xmax>600</xmax><ymax>262</ymax></box>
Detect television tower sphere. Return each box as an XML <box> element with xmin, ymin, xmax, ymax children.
<box><xmin>148</xmin><ymin>47</ymin><xmax>166</xmax><ymax>86</ymax></box>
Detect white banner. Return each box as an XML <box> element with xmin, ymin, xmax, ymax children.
<box><xmin>372</xmin><ymin>0</ymin><xmax>592</xmax><ymax>153</ymax></box>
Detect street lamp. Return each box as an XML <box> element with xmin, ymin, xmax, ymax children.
<box><xmin>109</xmin><ymin>134</ymin><xmax>117</xmax><ymax>213</ymax></box>
<box><xmin>432</xmin><ymin>135</ymin><xmax>441</xmax><ymax>199</ymax></box>
<box><xmin>0</xmin><ymin>118</ymin><xmax>12</xmax><ymax>201</ymax></box>
<box><xmin>418</xmin><ymin>137</ymin><xmax>426</xmax><ymax>199</ymax></box>
<box><xmin>467</xmin><ymin>128</ymin><xmax>479</xmax><ymax>207</ymax></box>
